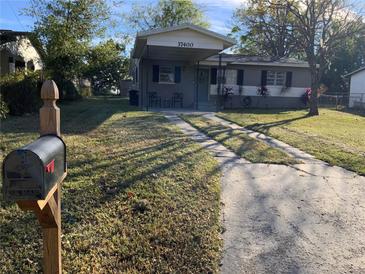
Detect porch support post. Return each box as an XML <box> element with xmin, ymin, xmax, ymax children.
<box><xmin>140</xmin><ymin>59</ymin><xmax>144</xmax><ymax>110</ymax></box>
<box><xmin>217</xmin><ymin>53</ymin><xmax>222</xmax><ymax>110</ymax></box>
<box><xmin>195</xmin><ymin>61</ymin><xmax>200</xmax><ymax>110</ymax></box>
<box><xmin>145</xmin><ymin>45</ymin><xmax>150</xmax><ymax>110</ymax></box>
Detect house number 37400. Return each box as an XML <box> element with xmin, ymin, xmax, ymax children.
<box><xmin>177</xmin><ymin>41</ymin><xmax>194</xmax><ymax>48</ymax></box>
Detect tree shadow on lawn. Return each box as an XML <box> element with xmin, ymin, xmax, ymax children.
<box><xmin>64</xmin><ymin>135</ymin><xmax>206</xmax><ymax>208</ymax></box>
<box><xmin>0</xmin><ymin>97</ymin><xmax>137</xmax><ymax>135</ymax></box>
<box><xmin>224</xmin><ymin>107</ymin><xmax>307</xmax><ymax>115</ymax></box>
<box><xmin>199</xmin><ymin>125</ymin><xmax>294</xmax><ymax>164</ymax></box>
<box><xmin>0</xmin><ymin>113</ymin><xmax>223</xmax><ymax>271</ymax></box>
<box><xmin>245</xmin><ymin>115</ymin><xmax>309</xmax><ymax>135</ymax></box>
<box><xmin>0</xmin><ymin>113</ymin><xmax>216</xmax><ymax>236</ymax></box>
<box><xmin>336</xmin><ymin>107</ymin><xmax>365</xmax><ymax>117</ymax></box>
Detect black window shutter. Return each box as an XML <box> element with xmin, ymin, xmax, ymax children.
<box><xmin>210</xmin><ymin>68</ymin><xmax>217</xmax><ymax>85</ymax></box>
<box><xmin>152</xmin><ymin>65</ymin><xmax>159</xmax><ymax>82</ymax></box>
<box><xmin>237</xmin><ymin>70</ymin><xmax>244</xmax><ymax>85</ymax></box>
<box><xmin>286</xmin><ymin>71</ymin><xmax>293</xmax><ymax>87</ymax></box>
<box><xmin>174</xmin><ymin>66</ymin><xmax>181</xmax><ymax>83</ymax></box>
<box><xmin>261</xmin><ymin>70</ymin><xmax>267</xmax><ymax>86</ymax></box>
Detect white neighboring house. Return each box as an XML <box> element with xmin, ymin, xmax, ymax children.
<box><xmin>0</xmin><ymin>30</ymin><xmax>43</xmax><ymax>76</ymax></box>
<box><xmin>346</xmin><ymin>66</ymin><xmax>365</xmax><ymax>108</ymax></box>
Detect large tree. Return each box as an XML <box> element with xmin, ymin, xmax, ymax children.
<box><xmin>232</xmin><ymin>0</ymin><xmax>300</xmax><ymax>57</ymax></box>
<box><xmin>85</xmin><ymin>39</ymin><xmax>129</xmax><ymax>94</ymax></box>
<box><xmin>233</xmin><ymin>0</ymin><xmax>365</xmax><ymax>116</ymax></box>
<box><xmin>124</xmin><ymin>0</ymin><xmax>209</xmax><ymax>31</ymax></box>
<box><xmin>286</xmin><ymin>0</ymin><xmax>365</xmax><ymax>116</ymax></box>
<box><xmin>322</xmin><ymin>23</ymin><xmax>365</xmax><ymax>94</ymax></box>
<box><xmin>24</xmin><ymin>0</ymin><xmax>110</xmax><ymax>82</ymax></box>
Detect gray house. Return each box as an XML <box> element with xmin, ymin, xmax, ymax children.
<box><xmin>131</xmin><ymin>24</ymin><xmax>311</xmax><ymax>110</ymax></box>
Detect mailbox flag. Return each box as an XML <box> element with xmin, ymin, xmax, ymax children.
<box><xmin>45</xmin><ymin>159</ymin><xmax>55</xmax><ymax>173</ymax></box>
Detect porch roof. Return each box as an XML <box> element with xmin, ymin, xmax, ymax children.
<box><xmin>132</xmin><ymin>24</ymin><xmax>235</xmax><ymax>62</ymax></box>
<box><xmin>201</xmin><ymin>54</ymin><xmax>312</xmax><ymax>68</ymax></box>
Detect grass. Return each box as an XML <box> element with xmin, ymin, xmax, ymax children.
<box><xmin>0</xmin><ymin>97</ymin><xmax>222</xmax><ymax>273</ymax></box>
<box><xmin>181</xmin><ymin>114</ymin><xmax>299</xmax><ymax>165</ymax></box>
<box><xmin>218</xmin><ymin>108</ymin><xmax>365</xmax><ymax>175</ymax></box>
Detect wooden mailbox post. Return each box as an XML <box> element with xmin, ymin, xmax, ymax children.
<box><xmin>16</xmin><ymin>80</ymin><xmax>66</xmax><ymax>273</ymax></box>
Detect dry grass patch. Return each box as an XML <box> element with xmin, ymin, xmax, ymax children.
<box><xmin>1</xmin><ymin>97</ymin><xmax>221</xmax><ymax>273</ymax></box>
<box><xmin>218</xmin><ymin>108</ymin><xmax>365</xmax><ymax>175</ymax></box>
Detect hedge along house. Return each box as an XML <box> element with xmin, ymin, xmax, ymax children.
<box><xmin>130</xmin><ymin>24</ymin><xmax>312</xmax><ymax>110</ymax></box>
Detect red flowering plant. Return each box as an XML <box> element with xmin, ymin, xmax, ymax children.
<box><xmin>257</xmin><ymin>86</ymin><xmax>269</xmax><ymax>97</ymax></box>
<box><xmin>301</xmin><ymin>88</ymin><xmax>311</xmax><ymax>105</ymax></box>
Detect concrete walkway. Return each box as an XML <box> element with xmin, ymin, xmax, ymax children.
<box><xmin>203</xmin><ymin>113</ymin><xmax>323</xmax><ymax>164</ymax></box>
<box><xmin>164</xmin><ymin>113</ymin><xmax>365</xmax><ymax>274</ymax></box>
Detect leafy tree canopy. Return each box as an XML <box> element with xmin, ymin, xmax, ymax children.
<box><xmin>232</xmin><ymin>0</ymin><xmax>365</xmax><ymax>116</ymax></box>
<box><xmin>24</xmin><ymin>0</ymin><xmax>110</xmax><ymax>80</ymax></box>
<box><xmin>85</xmin><ymin>39</ymin><xmax>129</xmax><ymax>94</ymax></box>
<box><xmin>124</xmin><ymin>0</ymin><xmax>209</xmax><ymax>31</ymax></box>
<box><xmin>322</xmin><ymin>25</ymin><xmax>365</xmax><ymax>94</ymax></box>
<box><xmin>286</xmin><ymin>0</ymin><xmax>365</xmax><ymax>115</ymax></box>
<box><xmin>231</xmin><ymin>0</ymin><xmax>300</xmax><ymax>58</ymax></box>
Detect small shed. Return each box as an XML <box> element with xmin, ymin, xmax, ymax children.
<box><xmin>346</xmin><ymin>66</ymin><xmax>365</xmax><ymax>108</ymax></box>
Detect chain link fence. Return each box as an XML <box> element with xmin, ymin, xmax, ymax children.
<box><xmin>318</xmin><ymin>93</ymin><xmax>365</xmax><ymax>109</ymax></box>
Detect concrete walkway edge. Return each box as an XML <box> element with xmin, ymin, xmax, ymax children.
<box><xmin>164</xmin><ymin>113</ymin><xmax>365</xmax><ymax>274</ymax></box>
<box><xmin>203</xmin><ymin>113</ymin><xmax>323</xmax><ymax>164</ymax></box>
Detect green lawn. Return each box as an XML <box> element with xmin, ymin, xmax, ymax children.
<box><xmin>0</xmin><ymin>97</ymin><xmax>222</xmax><ymax>273</ymax></box>
<box><xmin>218</xmin><ymin>108</ymin><xmax>365</xmax><ymax>175</ymax></box>
<box><xmin>181</xmin><ymin>114</ymin><xmax>299</xmax><ymax>165</ymax></box>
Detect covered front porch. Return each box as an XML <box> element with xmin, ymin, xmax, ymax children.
<box><xmin>131</xmin><ymin>24</ymin><xmax>235</xmax><ymax>110</ymax></box>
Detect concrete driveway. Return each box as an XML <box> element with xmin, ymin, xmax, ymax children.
<box><xmin>164</xmin><ymin>113</ymin><xmax>365</xmax><ymax>274</ymax></box>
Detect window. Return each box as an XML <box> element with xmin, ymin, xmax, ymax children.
<box><xmin>153</xmin><ymin>65</ymin><xmax>181</xmax><ymax>83</ymax></box>
<box><xmin>267</xmin><ymin>71</ymin><xmax>285</xmax><ymax>86</ymax></box>
<box><xmin>224</xmin><ymin>69</ymin><xmax>237</xmax><ymax>85</ymax></box>
<box><xmin>159</xmin><ymin>66</ymin><xmax>174</xmax><ymax>83</ymax></box>
<box><xmin>15</xmin><ymin>60</ymin><xmax>25</xmax><ymax>70</ymax></box>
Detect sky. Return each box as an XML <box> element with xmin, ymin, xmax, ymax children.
<box><xmin>0</xmin><ymin>0</ymin><xmax>244</xmax><ymax>35</ymax></box>
<box><xmin>1</xmin><ymin>0</ymin><xmax>364</xmax><ymax>50</ymax></box>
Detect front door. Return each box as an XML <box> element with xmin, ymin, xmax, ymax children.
<box><xmin>198</xmin><ymin>69</ymin><xmax>209</xmax><ymax>103</ymax></box>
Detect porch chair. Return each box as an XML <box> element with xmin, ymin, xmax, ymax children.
<box><xmin>172</xmin><ymin>92</ymin><xmax>183</xmax><ymax>108</ymax></box>
<box><xmin>148</xmin><ymin>92</ymin><xmax>161</xmax><ymax>108</ymax></box>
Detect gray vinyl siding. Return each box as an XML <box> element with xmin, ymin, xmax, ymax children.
<box><xmin>210</xmin><ymin>95</ymin><xmax>305</xmax><ymax>108</ymax></box>
<box><xmin>140</xmin><ymin>59</ymin><xmax>196</xmax><ymax>108</ymax></box>
<box><xmin>227</xmin><ymin>65</ymin><xmax>311</xmax><ymax>88</ymax></box>
<box><xmin>135</xmin><ymin>59</ymin><xmax>312</xmax><ymax>109</ymax></box>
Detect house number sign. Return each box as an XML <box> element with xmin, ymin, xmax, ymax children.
<box><xmin>177</xmin><ymin>41</ymin><xmax>194</xmax><ymax>48</ymax></box>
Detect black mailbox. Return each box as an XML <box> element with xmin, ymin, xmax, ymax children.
<box><xmin>2</xmin><ymin>135</ymin><xmax>66</xmax><ymax>201</ymax></box>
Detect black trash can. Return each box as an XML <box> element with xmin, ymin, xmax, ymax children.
<box><xmin>129</xmin><ymin>90</ymin><xmax>139</xmax><ymax>106</ymax></box>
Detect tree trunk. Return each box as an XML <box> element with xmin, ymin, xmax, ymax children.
<box><xmin>308</xmin><ymin>64</ymin><xmax>320</xmax><ymax>116</ymax></box>
<box><xmin>308</xmin><ymin>89</ymin><xmax>319</xmax><ymax>116</ymax></box>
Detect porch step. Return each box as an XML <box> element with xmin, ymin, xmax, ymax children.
<box><xmin>197</xmin><ymin>102</ymin><xmax>217</xmax><ymax>112</ymax></box>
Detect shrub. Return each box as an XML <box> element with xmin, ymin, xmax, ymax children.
<box><xmin>0</xmin><ymin>71</ymin><xmax>42</xmax><ymax>116</ymax></box>
<box><xmin>79</xmin><ymin>86</ymin><xmax>92</xmax><ymax>97</ymax></box>
<box><xmin>0</xmin><ymin>71</ymin><xmax>89</xmax><ymax>117</ymax></box>
<box><xmin>59</xmin><ymin>79</ymin><xmax>81</xmax><ymax>101</ymax></box>
<box><xmin>0</xmin><ymin>96</ymin><xmax>9</xmax><ymax>119</ymax></box>
<box><xmin>52</xmin><ymin>77</ymin><xmax>93</xmax><ymax>100</ymax></box>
